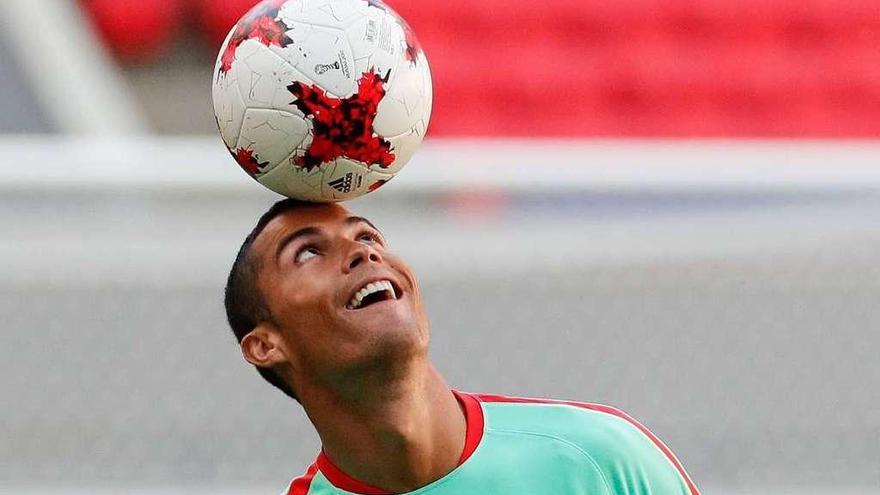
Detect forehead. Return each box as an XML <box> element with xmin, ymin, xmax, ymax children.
<box><xmin>270</xmin><ymin>202</ymin><xmax>352</xmax><ymax>232</ymax></box>
<box><xmin>252</xmin><ymin>203</ymin><xmax>354</xmax><ymax>254</ymax></box>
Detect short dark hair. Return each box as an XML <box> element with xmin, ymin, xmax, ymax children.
<box><xmin>224</xmin><ymin>198</ymin><xmax>323</xmax><ymax>402</ymax></box>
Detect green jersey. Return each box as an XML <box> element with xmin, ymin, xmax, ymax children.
<box><xmin>286</xmin><ymin>391</ymin><xmax>700</xmax><ymax>495</ymax></box>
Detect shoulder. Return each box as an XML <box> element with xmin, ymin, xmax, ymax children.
<box><xmin>471</xmin><ymin>393</ymin><xmax>700</xmax><ymax>495</ymax></box>
<box><xmin>282</xmin><ymin>463</ymin><xmax>321</xmax><ymax>495</ymax></box>
<box><xmin>472</xmin><ymin>392</ymin><xmax>645</xmax><ymax>443</ymax></box>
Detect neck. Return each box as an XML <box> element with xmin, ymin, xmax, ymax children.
<box><xmin>299</xmin><ymin>359</ymin><xmax>466</xmax><ymax>493</ymax></box>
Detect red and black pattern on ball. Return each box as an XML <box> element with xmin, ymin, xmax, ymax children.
<box><xmin>219</xmin><ymin>0</ymin><xmax>292</xmax><ymax>75</ymax></box>
<box><xmin>364</xmin><ymin>0</ymin><xmax>419</xmax><ymax>64</ymax></box>
<box><xmin>365</xmin><ymin>0</ymin><xmax>388</xmax><ymax>11</ymax></box>
<box><xmin>287</xmin><ymin>69</ymin><xmax>395</xmax><ymax>171</ymax></box>
<box><xmin>232</xmin><ymin>148</ymin><xmax>270</xmax><ymax>176</ymax></box>
<box><xmin>401</xmin><ymin>21</ymin><xmax>421</xmax><ymax>64</ymax></box>
<box><xmin>368</xmin><ymin>178</ymin><xmax>390</xmax><ymax>192</ymax></box>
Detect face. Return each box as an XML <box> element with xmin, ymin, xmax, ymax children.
<box><xmin>249</xmin><ymin>203</ymin><xmax>429</xmax><ymax>389</ymax></box>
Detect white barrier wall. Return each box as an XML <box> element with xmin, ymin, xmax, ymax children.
<box><xmin>2</xmin><ymin>138</ymin><xmax>879</xmax><ymax>493</ymax></box>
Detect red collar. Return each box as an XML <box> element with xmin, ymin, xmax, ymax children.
<box><xmin>315</xmin><ymin>390</ymin><xmax>484</xmax><ymax>494</ymax></box>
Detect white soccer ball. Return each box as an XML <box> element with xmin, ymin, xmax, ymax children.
<box><xmin>212</xmin><ymin>0</ymin><xmax>432</xmax><ymax>201</ymax></box>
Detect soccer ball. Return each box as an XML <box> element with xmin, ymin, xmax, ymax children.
<box><xmin>212</xmin><ymin>0</ymin><xmax>432</xmax><ymax>201</ymax></box>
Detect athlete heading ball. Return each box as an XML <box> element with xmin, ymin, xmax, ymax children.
<box><xmin>225</xmin><ymin>199</ymin><xmax>701</xmax><ymax>495</ymax></box>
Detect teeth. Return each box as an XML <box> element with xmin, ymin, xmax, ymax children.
<box><xmin>349</xmin><ymin>280</ymin><xmax>396</xmax><ymax>309</ymax></box>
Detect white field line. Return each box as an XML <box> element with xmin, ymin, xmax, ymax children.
<box><xmin>1</xmin><ymin>137</ymin><xmax>880</xmax><ymax>193</ymax></box>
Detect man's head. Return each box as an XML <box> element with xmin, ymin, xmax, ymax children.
<box><xmin>224</xmin><ymin>199</ymin><xmax>429</xmax><ymax>402</ymax></box>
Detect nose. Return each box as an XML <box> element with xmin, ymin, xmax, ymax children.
<box><xmin>345</xmin><ymin>242</ymin><xmax>382</xmax><ymax>272</ymax></box>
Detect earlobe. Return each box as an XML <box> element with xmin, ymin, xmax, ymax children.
<box><xmin>241</xmin><ymin>324</ymin><xmax>288</xmax><ymax>368</ymax></box>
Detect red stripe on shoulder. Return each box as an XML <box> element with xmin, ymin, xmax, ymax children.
<box><xmin>452</xmin><ymin>390</ymin><xmax>484</xmax><ymax>464</ymax></box>
<box><xmin>317</xmin><ymin>451</ymin><xmax>391</xmax><ymax>495</ymax></box>
<box><xmin>473</xmin><ymin>393</ymin><xmax>700</xmax><ymax>495</ymax></box>
<box><xmin>288</xmin><ymin>462</ymin><xmax>320</xmax><ymax>495</ymax></box>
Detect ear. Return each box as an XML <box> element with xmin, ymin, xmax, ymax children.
<box><xmin>241</xmin><ymin>323</ymin><xmax>289</xmax><ymax>369</ymax></box>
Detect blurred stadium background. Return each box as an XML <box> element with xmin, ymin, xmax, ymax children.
<box><xmin>1</xmin><ymin>0</ymin><xmax>879</xmax><ymax>494</ymax></box>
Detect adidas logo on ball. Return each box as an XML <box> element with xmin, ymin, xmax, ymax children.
<box><xmin>328</xmin><ymin>173</ymin><xmax>355</xmax><ymax>193</ymax></box>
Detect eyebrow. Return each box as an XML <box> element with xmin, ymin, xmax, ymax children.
<box><xmin>274</xmin><ymin>216</ymin><xmax>381</xmax><ymax>262</ymax></box>
<box><xmin>275</xmin><ymin>226</ymin><xmax>321</xmax><ymax>262</ymax></box>
<box><xmin>345</xmin><ymin>216</ymin><xmax>380</xmax><ymax>232</ymax></box>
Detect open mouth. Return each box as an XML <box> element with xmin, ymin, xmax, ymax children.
<box><xmin>347</xmin><ymin>279</ymin><xmax>402</xmax><ymax>310</ymax></box>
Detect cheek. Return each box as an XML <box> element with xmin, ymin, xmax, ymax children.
<box><xmin>272</xmin><ymin>276</ymin><xmax>334</xmax><ymax>327</ymax></box>
<box><xmin>384</xmin><ymin>252</ymin><xmax>410</xmax><ymax>279</ymax></box>
<box><xmin>388</xmin><ymin>257</ymin><xmax>419</xmax><ymax>298</ymax></box>
<box><xmin>271</xmin><ymin>281</ymin><xmax>340</xmax><ymax>361</ymax></box>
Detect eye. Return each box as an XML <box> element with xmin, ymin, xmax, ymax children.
<box><xmin>295</xmin><ymin>246</ymin><xmax>320</xmax><ymax>263</ymax></box>
<box><xmin>357</xmin><ymin>230</ymin><xmax>381</xmax><ymax>244</ymax></box>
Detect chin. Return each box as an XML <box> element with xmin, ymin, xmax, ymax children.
<box><xmin>332</xmin><ymin>294</ymin><xmax>430</xmax><ymax>373</ymax></box>
<box><xmin>368</xmin><ymin>317</ymin><xmax>427</xmax><ymax>354</ymax></box>
<box><xmin>339</xmin><ymin>318</ymin><xmax>428</xmax><ymax>376</ymax></box>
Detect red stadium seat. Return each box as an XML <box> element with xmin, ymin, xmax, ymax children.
<box><xmin>81</xmin><ymin>0</ymin><xmax>184</xmax><ymax>63</ymax></box>
<box><xmin>386</xmin><ymin>0</ymin><xmax>880</xmax><ymax>137</ymax></box>
<box><xmin>81</xmin><ymin>0</ymin><xmax>880</xmax><ymax>136</ymax></box>
<box><xmin>193</xmin><ymin>0</ymin><xmax>264</xmax><ymax>49</ymax></box>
